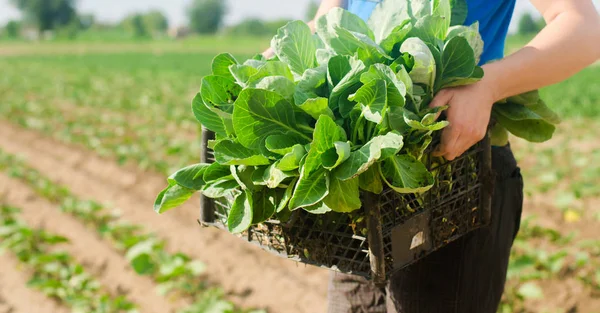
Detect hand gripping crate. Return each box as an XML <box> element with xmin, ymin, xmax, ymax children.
<box><xmin>198</xmin><ymin>128</ymin><xmax>494</xmax><ymax>284</ymax></box>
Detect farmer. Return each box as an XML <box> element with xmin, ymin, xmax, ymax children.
<box><xmin>266</xmin><ymin>0</ymin><xmax>600</xmax><ymax>312</ymax></box>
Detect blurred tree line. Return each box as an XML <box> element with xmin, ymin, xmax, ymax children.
<box><xmin>1</xmin><ymin>0</ymin><xmax>321</xmax><ymax>40</ymax></box>
<box><xmin>517</xmin><ymin>13</ymin><xmax>545</xmax><ymax>35</ymax></box>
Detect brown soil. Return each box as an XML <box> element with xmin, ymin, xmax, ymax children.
<box><xmin>0</xmin><ymin>121</ymin><xmax>329</xmax><ymax>313</ymax></box>
<box><xmin>0</xmin><ymin>173</ymin><xmax>184</xmax><ymax>313</ymax></box>
<box><xmin>2</xmin><ymin>118</ymin><xmax>597</xmax><ymax>313</ymax></box>
<box><xmin>512</xmin><ymin>131</ymin><xmax>600</xmax><ymax>313</ymax></box>
<box><xmin>0</xmin><ymin>253</ymin><xmax>70</xmax><ymax>313</ymax></box>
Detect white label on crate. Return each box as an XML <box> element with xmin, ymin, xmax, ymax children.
<box><xmin>410</xmin><ymin>231</ymin><xmax>425</xmax><ymax>250</ymax></box>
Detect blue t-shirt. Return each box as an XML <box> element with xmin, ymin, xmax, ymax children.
<box><xmin>347</xmin><ymin>0</ymin><xmax>517</xmax><ymax>64</ymax></box>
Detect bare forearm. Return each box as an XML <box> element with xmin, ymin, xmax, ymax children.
<box><xmin>483</xmin><ymin>0</ymin><xmax>600</xmax><ymax>102</ymax></box>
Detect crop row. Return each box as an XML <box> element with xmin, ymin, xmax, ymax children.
<box><xmin>511</xmin><ymin>122</ymin><xmax>600</xmax><ymax>223</ymax></box>
<box><xmin>499</xmin><ymin>215</ymin><xmax>600</xmax><ymax>312</ymax></box>
<box><xmin>0</xmin><ymin>150</ymin><xmax>263</xmax><ymax>313</ymax></box>
<box><xmin>0</xmin><ymin>55</ymin><xmax>212</xmax><ymax>174</ymax></box>
<box><xmin>0</xmin><ymin>205</ymin><xmax>137</xmax><ymax>313</ymax></box>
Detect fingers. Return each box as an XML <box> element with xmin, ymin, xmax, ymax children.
<box><xmin>429</xmin><ymin>89</ymin><xmax>453</xmax><ymax>108</ymax></box>
<box><xmin>429</xmin><ymin>89</ymin><xmax>453</xmax><ymax>120</ymax></box>
<box><xmin>435</xmin><ymin>124</ymin><xmax>487</xmax><ymax>160</ymax></box>
<box><xmin>432</xmin><ymin>126</ymin><xmax>460</xmax><ymax>159</ymax></box>
<box><xmin>262</xmin><ymin>47</ymin><xmax>275</xmax><ymax>59</ymax></box>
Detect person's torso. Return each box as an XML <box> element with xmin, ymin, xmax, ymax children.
<box><xmin>346</xmin><ymin>0</ymin><xmax>517</xmax><ymax>64</ymax></box>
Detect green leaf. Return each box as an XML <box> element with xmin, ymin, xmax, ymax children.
<box><xmin>227</xmin><ymin>192</ymin><xmax>253</xmax><ymax>233</ymax></box>
<box><xmin>264</xmin><ymin>163</ymin><xmax>293</xmax><ymax>188</ymax></box>
<box><xmin>276</xmin><ymin>180</ymin><xmax>296</xmax><ymax>213</ymax></box>
<box><xmin>126</xmin><ymin>239</ymin><xmax>159</xmax><ymax>275</ymax></box>
<box><xmin>359</xmin><ymin>165</ymin><xmax>383</xmax><ymax>194</ymax></box>
<box><xmin>433</xmin><ymin>0</ymin><xmax>452</xmax><ymax>36</ymax></box>
<box><xmin>265</xmin><ymin>135</ymin><xmax>304</xmax><ymax>155</ymax></box>
<box><xmin>380</xmin><ymin>21</ymin><xmax>413</xmax><ymax>54</ymax></box>
<box><xmin>493</xmin><ymin>110</ymin><xmax>556</xmax><ymax>143</ymax></box>
<box><xmin>327</xmin><ymin>55</ymin><xmax>352</xmax><ymax>87</ymax></box>
<box><xmin>400</xmin><ymin>38</ymin><xmax>437</xmax><ymax>87</ymax></box>
<box><xmin>289</xmin><ymin>168</ymin><xmax>330</xmax><ymax>210</ymax></box>
<box><xmin>322</xmin><ymin>141</ymin><xmax>351</xmax><ymax>170</ymax></box>
<box><xmin>406</xmin><ymin>133</ymin><xmax>433</xmax><ymax>160</ymax></box>
<box><xmin>352</xmin><ymin>32</ymin><xmax>393</xmax><ymax>64</ymax></box>
<box><xmin>324</xmin><ymin>177</ymin><xmax>362</xmax><ymax>213</ymax></box>
<box><xmin>410</xmin><ymin>15</ymin><xmax>448</xmax><ymax>44</ymax></box>
<box><xmin>294</xmin><ymin>65</ymin><xmax>328</xmax><ymax>104</ymax></box>
<box><xmin>349</xmin><ymin>79</ymin><xmax>388</xmax><ymax>124</ymax></box>
<box><xmin>202</xmin><ymin>179</ymin><xmax>239</xmax><ymax>199</ymax></box>
<box><xmin>212</xmin><ymin>53</ymin><xmax>238</xmax><ymax>79</ymax></box>
<box><xmin>380</xmin><ymin>154</ymin><xmax>434</xmax><ymax>193</ymax></box>
<box><xmin>252</xmin><ymin>189</ymin><xmax>277</xmax><ymax>224</ymax></box>
<box><xmin>130</xmin><ymin>254</ymin><xmax>155</xmax><ymax>275</ymax></box>
<box><xmin>304</xmin><ymin>115</ymin><xmax>347</xmax><ymax>174</ymax></box>
<box><xmin>517</xmin><ymin>282</ymin><xmax>544</xmax><ymax>300</ymax></box>
<box><xmin>409</xmin><ymin>0</ymin><xmax>432</xmax><ymax>20</ymax></box>
<box><xmin>244</xmin><ymin>57</ymin><xmax>267</xmax><ymax>68</ymax></box>
<box><xmin>251</xmin><ymin>166</ymin><xmax>269</xmax><ymax>186</ymax></box>
<box><xmin>250</xmin><ymin>76</ymin><xmax>296</xmax><ymax>100</ymax></box>
<box><xmin>503</xmin><ymin>91</ymin><xmax>561</xmax><ymax>125</ymax></box>
<box><xmin>191</xmin><ymin>94</ymin><xmax>227</xmax><ymax>136</ymax></box>
<box><xmin>360</xmin><ymin>64</ymin><xmax>408</xmax><ymax>106</ymax></box>
<box><xmin>329</xmin><ymin>56</ymin><xmax>367</xmax><ymax>114</ymax></box>
<box><xmin>317</xmin><ymin>9</ymin><xmax>389</xmax><ymax>63</ymax></box>
<box><xmin>154</xmin><ymin>184</ymin><xmax>194</xmax><ymax>214</ymax></box>
<box><xmin>450</xmin><ymin>0</ymin><xmax>468</xmax><ymax>26</ymax></box>
<box><xmin>441</xmin><ymin>66</ymin><xmax>483</xmax><ymax>88</ymax></box>
<box><xmin>229</xmin><ymin>64</ymin><xmax>259</xmax><ymax>87</ymax></box>
<box><xmin>271</xmin><ymin>21</ymin><xmax>318</xmax><ymax>75</ymax></box>
<box><xmin>277</xmin><ymin>144</ymin><xmax>307</xmax><ymax>171</ymax></box>
<box><xmin>335</xmin><ymin>131</ymin><xmax>404</xmax><ymax>181</ymax></box>
<box><xmin>231</xmin><ymin>165</ymin><xmax>256</xmax><ymax>191</ymax></box>
<box><xmin>404</xmin><ymin>109</ymin><xmax>450</xmax><ymax>131</ymax></box>
<box><xmin>303</xmin><ymin>201</ymin><xmax>333</xmax><ymax>214</ymax></box>
<box><xmin>297</xmin><ymin>97</ymin><xmax>335</xmax><ymax>120</ymax></box>
<box><xmin>201</xmin><ymin>75</ymin><xmax>242</xmax><ymax>114</ymax></box>
<box><xmin>316</xmin><ymin>48</ymin><xmax>336</xmax><ymax>66</ymax></box>
<box><xmin>316</xmin><ymin>7</ymin><xmax>375</xmax><ymax>50</ymax></box>
<box><xmin>203</xmin><ymin>163</ymin><xmax>232</xmax><ymax>183</ymax></box>
<box><xmin>248</xmin><ymin>61</ymin><xmax>294</xmax><ymax>84</ymax></box>
<box><xmin>447</xmin><ymin>23</ymin><xmax>484</xmax><ymax>64</ymax></box>
<box><xmin>440</xmin><ymin>36</ymin><xmax>476</xmax><ymax>88</ymax></box>
<box><xmin>168</xmin><ymin>164</ymin><xmax>209</xmax><ymax>190</ymax></box>
<box><xmin>494</xmin><ymin>101</ymin><xmax>545</xmax><ymax>121</ymax></box>
<box><xmin>213</xmin><ymin>139</ymin><xmax>271</xmax><ymax>166</ymax></box>
<box><xmin>490</xmin><ymin>123</ymin><xmax>509</xmax><ymax>146</ymax></box>
<box><xmin>233</xmin><ymin>88</ymin><xmax>311</xmax><ymax>149</ymax></box>
<box><xmin>368</xmin><ymin>0</ymin><xmax>410</xmax><ymax>44</ymax></box>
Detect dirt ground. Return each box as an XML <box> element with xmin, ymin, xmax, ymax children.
<box><xmin>1</xmin><ymin>120</ymin><xmax>599</xmax><ymax>313</ymax></box>
<box><xmin>0</xmin><ymin>122</ymin><xmax>330</xmax><ymax>313</ymax></box>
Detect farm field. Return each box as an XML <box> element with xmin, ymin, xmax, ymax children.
<box><xmin>0</xmin><ymin>35</ymin><xmax>599</xmax><ymax>313</ymax></box>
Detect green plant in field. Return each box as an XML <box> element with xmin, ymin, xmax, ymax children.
<box><xmin>499</xmin><ymin>214</ymin><xmax>600</xmax><ymax>312</ymax></box>
<box><xmin>0</xmin><ymin>151</ymin><xmax>259</xmax><ymax>313</ymax></box>
<box><xmin>0</xmin><ymin>205</ymin><xmax>138</xmax><ymax>313</ymax></box>
<box><xmin>0</xmin><ymin>52</ymin><xmax>223</xmax><ymax>174</ymax></box>
<box><xmin>155</xmin><ymin>0</ymin><xmax>559</xmax><ymax>234</ymax></box>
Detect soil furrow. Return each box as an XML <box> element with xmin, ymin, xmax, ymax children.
<box><xmin>0</xmin><ymin>253</ymin><xmax>70</xmax><ymax>313</ymax></box>
<box><xmin>0</xmin><ymin>121</ymin><xmax>329</xmax><ymax>313</ymax></box>
<box><xmin>0</xmin><ymin>173</ymin><xmax>183</xmax><ymax>313</ymax></box>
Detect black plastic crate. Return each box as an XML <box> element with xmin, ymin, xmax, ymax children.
<box><xmin>198</xmin><ymin>128</ymin><xmax>494</xmax><ymax>283</ymax></box>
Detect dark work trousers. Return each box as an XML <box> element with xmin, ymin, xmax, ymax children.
<box><xmin>328</xmin><ymin>144</ymin><xmax>524</xmax><ymax>313</ymax></box>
